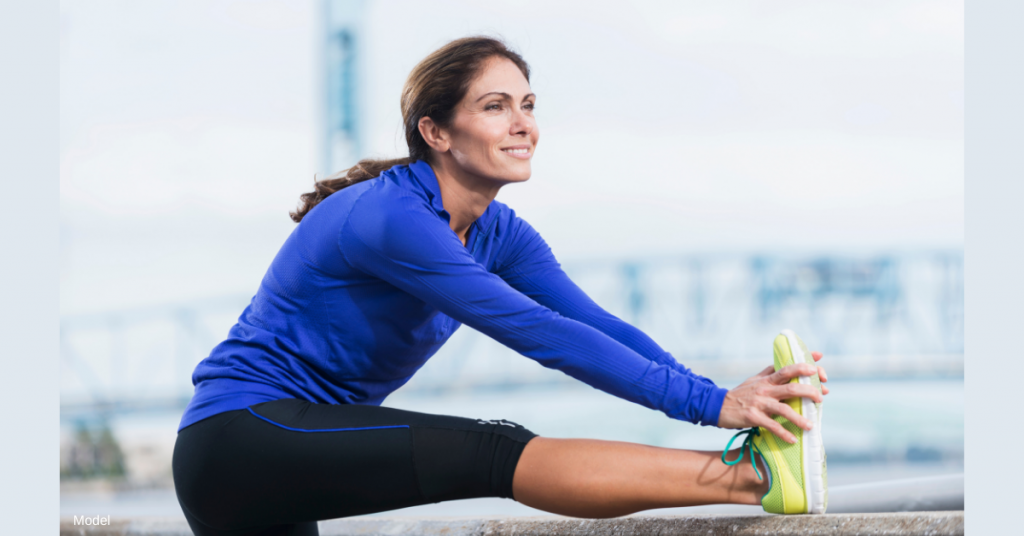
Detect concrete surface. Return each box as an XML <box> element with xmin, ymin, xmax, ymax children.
<box><xmin>59</xmin><ymin>474</ymin><xmax>965</xmax><ymax>534</ymax></box>
<box><xmin>61</xmin><ymin>511</ymin><xmax>964</xmax><ymax>536</ymax></box>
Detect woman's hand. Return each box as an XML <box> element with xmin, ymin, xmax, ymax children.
<box><xmin>716</xmin><ymin>351</ymin><xmax>829</xmax><ymax>444</ymax></box>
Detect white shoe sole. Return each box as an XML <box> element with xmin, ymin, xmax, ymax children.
<box><xmin>780</xmin><ymin>329</ymin><xmax>827</xmax><ymax>514</ymax></box>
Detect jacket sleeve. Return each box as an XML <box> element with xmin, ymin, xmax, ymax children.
<box><xmin>338</xmin><ymin>193</ymin><xmax>726</xmax><ymax>426</ymax></box>
<box><xmin>494</xmin><ymin>217</ymin><xmax>719</xmax><ymax>388</ymax></box>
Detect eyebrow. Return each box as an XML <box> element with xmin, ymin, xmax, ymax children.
<box><xmin>475</xmin><ymin>92</ymin><xmax>536</xmax><ymax>103</ymax></box>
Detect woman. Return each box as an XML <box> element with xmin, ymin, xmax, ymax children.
<box><xmin>173</xmin><ymin>37</ymin><xmax>829</xmax><ymax>536</ymax></box>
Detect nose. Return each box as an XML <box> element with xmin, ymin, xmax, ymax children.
<box><xmin>509</xmin><ymin>106</ymin><xmax>534</xmax><ymax>138</ymax></box>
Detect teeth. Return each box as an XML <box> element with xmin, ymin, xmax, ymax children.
<box><xmin>503</xmin><ymin>148</ymin><xmax>529</xmax><ymax>155</ymax></box>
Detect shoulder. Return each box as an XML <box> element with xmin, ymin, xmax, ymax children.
<box><xmin>302</xmin><ymin>166</ymin><xmax>430</xmax><ymax>228</ymax></box>
<box><xmin>289</xmin><ymin>164</ymin><xmax>440</xmax><ymax>258</ymax></box>
<box><xmin>339</xmin><ymin>169</ymin><xmax>453</xmax><ymax>258</ymax></box>
<box><xmin>351</xmin><ymin>176</ymin><xmax>437</xmax><ymax>233</ymax></box>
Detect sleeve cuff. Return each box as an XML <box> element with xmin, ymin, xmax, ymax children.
<box><xmin>698</xmin><ymin>386</ymin><xmax>729</xmax><ymax>427</ymax></box>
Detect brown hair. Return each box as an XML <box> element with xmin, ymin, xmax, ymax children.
<box><xmin>290</xmin><ymin>36</ymin><xmax>531</xmax><ymax>223</ymax></box>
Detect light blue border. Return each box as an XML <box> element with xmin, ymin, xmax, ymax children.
<box><xmin>0</xmin><ymin>0</ymin><xmax>59</xmax><ymax>530</ymax></box>
<box><xmin>965</xmin><ymin>0</ymin><xmax>1023</xmax><ymax>532</ymax></box>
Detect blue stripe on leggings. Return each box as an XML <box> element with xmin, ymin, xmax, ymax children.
<box><xmin>246</xmin><ymin>407</ymin><xmax>410</xmax><ymax>433</ymax></box>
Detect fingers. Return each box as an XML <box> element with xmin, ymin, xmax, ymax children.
<box><xmin>769</xmin><ymin>363</ymin><xmax>819</xmax><ymax>384</ymax></box>
<box><xmin>811</xmin><ymin>351</ymin><xmax>823</xmax><ymax>362</ymax></box>
<box><xmin>769</xmin><ymin>401</ymin><xmax>814</xmax><ymax>431</ymax></box>
<box><xmin>821</xmin><ymin>384</ymin><xmax>830</xmax><ymax>395</ymax></box>
<box><xmin>767</xmin><ymin>382</ymin><xmax>824</xmax><ymax>404</ymax></box>
<box><xmin>817</xmin><ymin>365</ymin><xmax>828</xmax><ymax>383</ymax></box>
<box><xmin>755</xmin><ymin>365</ymin><xmax>775</xmax><ymax>378</ymax></box>
<box><xmin>754</xmin><ymin>412</ymin><xmax>797</xmax><ymax>443</ymax></box>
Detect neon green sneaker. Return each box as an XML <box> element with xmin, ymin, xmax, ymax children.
<box><xmin>721</xmin><ymin>329</ymin><xmax>827</xmax><ymax>514</ymax></box>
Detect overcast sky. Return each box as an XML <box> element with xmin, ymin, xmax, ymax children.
<box><xmin>60</xmin><ymin>0</ymin><xmax>963</xmax><ymax>314</ymax></box>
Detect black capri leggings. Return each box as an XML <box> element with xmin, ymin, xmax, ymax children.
<box><xmin>172</xmin><ymin>398</ymin><xmax>538</xmax><ymax>536</ymax></box>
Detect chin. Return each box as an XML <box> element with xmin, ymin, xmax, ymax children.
<box><xmin>505</xmin><ymin>171</ymin><xmax>531</xmax><ymax>183</ymax></box>
<box><xmin>499</xmin><ymin>163</ymin><xmax>532</xmax><ymax>184</ymax></box>
<box><xmin>477</xmin><ymin>166</ymin><xmax>531</xmax><ymax>185</ymax></box>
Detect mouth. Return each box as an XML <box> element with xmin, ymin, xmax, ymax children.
<box><xmin>500</xmin><ymin>146</ymin><xmax>532</xmax><ymax>159</ymax></box>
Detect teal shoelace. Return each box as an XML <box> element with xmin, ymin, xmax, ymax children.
<box><xmin>721</xmin><ymin>427</ymin><xmax>765</xmax><ymax>480</ymax></box>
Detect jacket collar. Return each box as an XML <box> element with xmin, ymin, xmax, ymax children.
<box><xmin>408</xmin><ymin>160</ymin><xmax>498</xmax><ymax>232</ymax></box>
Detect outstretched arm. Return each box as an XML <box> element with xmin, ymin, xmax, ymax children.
<box><xmin>339</xmin><ymin>196</ymin><xmax>727</xmax><ymax>426</ymax></box>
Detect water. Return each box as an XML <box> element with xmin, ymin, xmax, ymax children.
<box><xmin>60</xmin><ymin>379</ymin><xmax>963</xmax><ymax>518</ymax></box>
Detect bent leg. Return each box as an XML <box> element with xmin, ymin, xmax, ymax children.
<box><xmin>512</xmin><ymin>438</ymin><xmax>768</xmax><ymax>518</ymax></box>
<box><xmin>173</xmin><ymin>400</ymin><xmax>537</xmax><ymax>535</ymax></box>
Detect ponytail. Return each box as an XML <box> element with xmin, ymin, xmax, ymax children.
<box><xmin>290</xmin><ymin>157</ymin><xmax>413</xmax><ymax>223</ymax></box>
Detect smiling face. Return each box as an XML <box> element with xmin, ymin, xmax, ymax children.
<box><xmin>441</xmin><ymin>56</ymin><xmax>539</xmax><ymax>185</ymax></box>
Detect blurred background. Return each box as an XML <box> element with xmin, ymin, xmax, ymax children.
<box><xmin>60</xmin><ymin>0</ymin><xmax>963</xmax><ymax>518</ymax></box>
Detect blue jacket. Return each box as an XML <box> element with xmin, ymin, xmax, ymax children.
<box><xmin>180</xmin><ymin>160</ymin><xmax>728</xmax><ymax>431</ymax></box>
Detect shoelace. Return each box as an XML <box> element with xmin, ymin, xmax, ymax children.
<box><xmin>721</xmin><ymin>427</ymin><xmax>765</xmax><ymax>481</ymax></box>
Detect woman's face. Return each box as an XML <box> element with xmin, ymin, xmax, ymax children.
<box><xmin>443</xmin><ymin>56</ymin><xmax>538</xmax><ymax>184</ymax></box>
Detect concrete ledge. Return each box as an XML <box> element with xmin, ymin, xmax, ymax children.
<box><xmin>61</xmin><ymin>511</ymin><xmax>964</xmax><ymax>536</ymax></box>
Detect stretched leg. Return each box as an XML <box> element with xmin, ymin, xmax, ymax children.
<box><xmin>513</xmin><ymin>438</ymin><xmax>767</xmax><ymax>518</ymax></box>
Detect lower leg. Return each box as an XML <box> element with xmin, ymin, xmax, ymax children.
<box><xmin>511</xmin><ymin>437</ymin><xmax>768</xmax><ymax>518</ymax></box>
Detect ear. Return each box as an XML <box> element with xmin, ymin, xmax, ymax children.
<box><xmin>418</xmin><ymin>116</ymin><xmax>450</xmax><ymax>154</ymax></box>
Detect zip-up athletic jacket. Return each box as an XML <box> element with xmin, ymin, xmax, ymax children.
<box><xmin>179</xmin><ymin>161</ymin><xmax>728</xmax><ymax>431</ymax></box>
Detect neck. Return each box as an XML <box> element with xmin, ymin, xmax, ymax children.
<box><xmin>428</xmin><ymin>156</ymin><xmax>502</xmax><ymax>245</ymax></box>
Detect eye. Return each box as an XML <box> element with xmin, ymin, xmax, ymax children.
<box><xmin>485</xmin><ymin>102</ymin><xmax>502</xmax><ymax>111</ymax></box>
<box><xmin>523</xmin><ymin>102</ymin><xmax>535</xmax><ymax>111</ymax></box>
